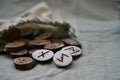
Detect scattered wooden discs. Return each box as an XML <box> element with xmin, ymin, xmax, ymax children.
<box><xmin>1</xmin><ymin>33</ymin><xmax>82</xmax><ymax>70</ymax></box>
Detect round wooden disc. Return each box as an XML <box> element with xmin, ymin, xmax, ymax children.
<box><xmin>1</xmin><ymin>28</ymin><xmax>20</xmax><ymax>42</ymax></box>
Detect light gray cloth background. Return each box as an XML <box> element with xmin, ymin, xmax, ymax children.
<box><xmin>0</xmin><ymin>0</ymin><xmax>120</xmax><ymax>80</ymax></box>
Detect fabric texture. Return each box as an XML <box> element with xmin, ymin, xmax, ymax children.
<box><xmin>0</xmin><ymin>0</ymin><xmax>120</xmax><ymax>80</ymax></box>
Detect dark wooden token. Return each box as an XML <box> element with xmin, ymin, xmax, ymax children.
<box><xmin>5</xmin><ymin>41</ymin><xmax>26</xmax><ymax>52</ymax></box>
<box><xmin>28</xmin><ymin>39</ymin><xmax>51</xmax><ymax>49</ymax></box>
<box><xmin>44</xmin><ymin>42</ymin><xmax>64</xmax><ymax>52</ymax></box>
<box><xmin>1</xmin><ymin>28</ymin><xmax>20</xmax><ymax>42</ymax></box>
<box><xmin>13</xmin><ymin>57</ymin><xmax>35</xmax><ymax>70</ymax></box>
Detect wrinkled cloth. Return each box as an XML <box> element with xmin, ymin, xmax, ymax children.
<box><xmin>0</xmin><ymin>0</ymin><xmax>120</xmax><ymax>80</ymax></box>
<box><xmin>0</xmin><ymin>2</ymin><xmax>53</xmax><ymax>31</ymax></box>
